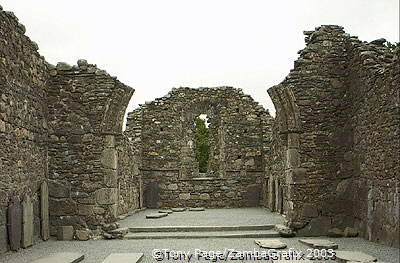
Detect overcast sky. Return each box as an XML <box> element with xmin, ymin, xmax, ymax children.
<box><xmin>2</xmin><ymin>0</ymin><xmax>398</xmax><ymax>116</ymax></box>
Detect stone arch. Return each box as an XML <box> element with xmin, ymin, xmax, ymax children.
<box><xmin>267</xmin><ymin>84</ymin><xmax>302</xmax><ymax>217</ymax></box>
<box><xmin>179</xmin><ymin>97</ymin><xmax>223</xmax><ymax>178</ymax></box>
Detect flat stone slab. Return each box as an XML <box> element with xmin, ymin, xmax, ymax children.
<box><xmin>254</xmin><ymin>239</ymin><xmax>287</xmax><ymax>249</ymax></box>
<box><xmin>189</xmin><ymin>207</ymin><xmax>205</xmax><ymax>211</ymax></box>
<box><xmin>158</xmin><ymin>209</ymin><xmax>173</xmax><ymax>214</ymax></box>
<box><xmin>146</xmin><ymin>213</ymin><xmax>168</xmax><ymax>219</ymax></box>
<box><xmin>102</xmin><ymin>253</ymin><xmax>144</xmax><ymax>263</ymax></box>
<box><xmin>299</xmin><ymin>239</ymin><xmax>338</xmax><ymax>249</ymax></box>
<box><xmin>335</xmin><ymin>251</ymin><xmax>377</xmax><ymax>262</ymax></box>
<box><xmin>32</xmin><ymin>253</ymin><xmax>84</xmax><ymax>263</ymax></box>
<box><xmin>171</xmin><ymin>207</ymin><xmax>186</xmax><ymax>212</ymax></box>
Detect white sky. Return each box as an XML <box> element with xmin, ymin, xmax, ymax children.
<box><xmin>2</xmin><ymin>0</ymin><xmax>398</xmax><ymax>117</ymax></box>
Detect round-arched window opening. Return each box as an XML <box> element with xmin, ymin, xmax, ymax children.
<box><xmin>194</xmin><ymin>114</ymin><xmax>210</xmax><ymax>173</ymax></box>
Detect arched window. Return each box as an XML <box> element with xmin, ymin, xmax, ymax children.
<box><xmin>194</xmin><ymin>114</ymin><xmax>210</xmax><ymax>173</ymax></box>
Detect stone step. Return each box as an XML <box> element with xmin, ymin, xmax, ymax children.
<box><xmin>124</xmin><ymin>230</ymin><xmax>279</xmax><ymax>239</ymax></box>
<box><xmin>101</xmin><ymin>253</ymin><xmax>144</xmax><ymax>263</ymax></box>
<box><xmin>129</xmin><ymin>224</ymin><xmax>275</xmax><ymax>233</ymax></box>
<box><xmin>32</xmin><ymin>253</ymin><xmax>84</xmax><ymax>263</ymax></box>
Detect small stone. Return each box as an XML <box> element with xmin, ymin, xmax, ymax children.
<box><xmin>168</xmin><ymin>184</ymin><xmax>178</xmax><ymax>190</ymax></box>
<box><xmin>179</xmin><ymin>193</ymin><xmax>191</xmax><ymax>200</ymax></box>
<box><xmin>335</xmin><ymin>251</ymin><xmax>377</xmax><ymax>263</ymax></box>
<box><xmin>77</xmin><ymin>59</ymin><xmax>88</xmax><ymax>67</ymax></box>
<box><xmin>299</xmin><ymin>239</ymin><xmax>338</xmax><ymax>249</ymax></box>
<box><xmin>159</xmin><ymin>209</ymin><xmax>173</xmax><ymax>214</ymax></box>
<box><xmin>370</xmin><ymin>38</ymin><xmax>386</xmax><ymax>46</ymax></box>
<box><xmin>189</xmin><ymin>207</ymin><xmax>205</xmax><ymax>211</ymax></box>
<box><xmin>275</xmin><ymin>224</ymin><xmax>295</xmax><ymax>237</ymax></box>
<box><xmin>327</xmin><ymin>227</ymin><xmax>344</xmax><ymax>237</ymax></box>
<box><xmin>344</xmin><ymin>227</ymin><xmax>359</xmax><ymax>237</ymax></box>
<box><xmin>56</xmin><ymin>62</ymin><xmax>72</xmax><ymax>71</ymax></box>
<box><xmin>108</xmin><ymin>228</ymin><xmax>128</xmax><ymax>239</ymax></box>
<box><xmin>255</xmin><ymin>239</ymin><xmax>287</xmax><ymax>249</ymax></box>
<box><xmin>75</xmin><ymin>229</ymin><xmax>91</xmax><ymax>241</ymax></box>
<box><xmin>198</xmin><ymin>193</ymin><xmax>210</xmax><ymax>200</ymax></box>
<box><xmin>171</xmin><ymin>207</ymin><xmax>186</xmax><ymax>212</ymax></box>
<box><xmin>146</xmin><ymin>213</ymin><xmax>168</xmax><ymax>219</ymax></box>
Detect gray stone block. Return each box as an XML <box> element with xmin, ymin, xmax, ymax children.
<box><xmin>189</xmin><ymin>207</ymin><xmax>205</xmax><ymax>211</ymax></box>
<box><xmin>171</xmin><ymin>208</ymin><xmax>186</xmax><ymax>212</ymax></box>
<box><xmin>299</xmin><ymin>239</ymin><xmax>338</xmax><ymax>249</ymax></box>
<box><xmin>21</xmin><ymin>195</ymin><xmax>34</xmax><ymax>248</ymax></box>
<box><xmin>146</xmin><ymin>213</ymin><xmax>168</xmax><ymax>219</ymax></box>
<box><xmin>101</xmin><ymin>253</ymin><xmax>143</xmax><ymax>263</ymax></box>
<box><xmin>255</xmin><ymin>239</ymin><xmax>287</xmax><ymax>249</ymax></box>
<box><xmin>158</xmin><ymin>209</ymin><xmax>173</xmax><ymax>214</ymax></box>
<box><xmin>57</xmin><ymin>226</ymin><xmax>74</xmax><ymax>241</ymax></box>
<box><xmin>335</xmin><ymin>251</ymin><xmax>377</xmax><ymax>263</ymax></box>
<box><xmin>41</xmin><ymin>181</ymin><xmax>50</xmax><ymax>241</ymax></box>
<box><xmin>101</xmin><ymin>148</ymin><xmax>117</xmax><ymax>169</ymax></box>
<box><xmin>32</xmin><ymin>252</ymin><xmax>84</xmax><ymax>263</ymax></box>
<box><xmin>75</xmin><ymin>229</ymin><xmax>91</xmax><ymax>241</ymax></box>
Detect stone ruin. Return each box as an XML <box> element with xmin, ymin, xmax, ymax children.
<box><xmin>125</xmin><ymin>87</ymin><xmax>273</xmax><ymax>208</ymax></box>
<box><xmin>0</xmin><ymin>7</ymin><xmax>398</xmax><ymax>254</ymax></box>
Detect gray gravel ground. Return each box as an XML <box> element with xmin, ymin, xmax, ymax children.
<box><xmin>1</xmin><ymin>237</ymin><xmax>399</xmax><ymax>263</ymax></box>
<box><xmin>119</xmin><ymin>208</ymin><xmax>285</xmax><ymax>227</ymax></box>
<box><xmin>1</xmin><ymin>208</ymin><xmax>399</xmax><ymax>263</ymax></box>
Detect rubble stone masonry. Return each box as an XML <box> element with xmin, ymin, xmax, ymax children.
<box><xmin>267</xmin><ymin>25</ymin><xmax>399</xmax><ymax>247</ymax></box>
<box><xmin>0</xmin><ymin>8</ymin><xmax>398</xmax><ymax>253</ymax></box>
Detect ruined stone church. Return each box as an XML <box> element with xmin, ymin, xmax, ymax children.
<box><xmin>0</xmin><ymin>7</ymin><xmax>399</xmax><ymax>254</ymax></box>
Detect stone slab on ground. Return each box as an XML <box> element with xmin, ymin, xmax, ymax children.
<box><xmin>335</xmin><ymin>251</ymin><xmax>378</xmax><ymax>262</ymax></box>
<box><xmin>254</xmin><ymin>239</ymin><xmax>287</xmax><ymax>249</ymax></box>
<box><xmin>298</xmin><ymin>239</ymin><xmax>339</xmax><ymax>249</ymax></box>
<box><xmin>32</xmin><ymin>252</ymin><xmax>84</xmax><ymax>263</ymax></box>
<box><xmin>7</xmin><ymin>196</ymin><xmax>22</xmax><ymax>251</ymax></box>
<box><xmin>41</xmin><ymin>181</ymin><xmax>50</xmax><ymax>241</ymax></box>
<box><xmin>101</xmin><ymin>253</ymin><xmax>144</xmax><ymax>263</ymax></box>
<box><xmin>171</xmin><ymin>208</ymin><xmax>186</xmax><ymax>212</ymax></box>
<box><xmin>189</xmin><ymin>207</ymin><xmax>205</xmax><ymax>211</ymax></box>
<box><xmin>21</xmin><ymin>195</ymin><xmax>34</xmax><ymax>248</ymax></box>
<box><xmin>146</xmin><ymin>213</ymin><xmax>168</xmax><ymax>219</ymax></box>
<box><xmin>158</xmin><ymin>209</ymin><xmax>173</xmax><ymax>214</ymax></box>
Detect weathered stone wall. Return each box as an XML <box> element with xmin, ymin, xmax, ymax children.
<box><xmin>47</xmin><ymin>62</ymin><xmax>135</xmax><ymax>234</ymax></box>
<box><xmin>126</xmin><ymin>87</ymin><xmax>273</xmax><ymax>208</ymax></box>
<box><xmin>344</xmin><ymin>39</ymin><xmax>399</xmax><ymax>246</ymax></box>
<box><xmin>0</xmin><ymin>9</ymin><xmax>49</xmax><ymax>252</ymax></box>
<box><xmin>267</xmin><ymin>25</ymin><xmax>399</xmax><ymax>247</ymax></box>
<box><xmin>116</xmin><ymin>134</ymin><xmax>143</xmax><ymax>214</ymax></box>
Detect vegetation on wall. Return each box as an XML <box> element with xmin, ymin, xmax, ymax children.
<box><xmin>194</xmin><ymin>117</ymin><xmax>210</xmax><ymax>173</ymax></box>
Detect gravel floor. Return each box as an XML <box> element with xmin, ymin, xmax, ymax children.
<box><xmin>1</xmin><ymin>208</ymin><xmax>399</xmax><ymax>263</ymax></box>
<box><xmin>1</xmin><ymin>237</ymin><xmax>399</xmax><ymax>263</ymax></box>
<box><xmin>119</xmin><ymin>208</ymin><xmax>285</xmax><ymax>228</ymax></box>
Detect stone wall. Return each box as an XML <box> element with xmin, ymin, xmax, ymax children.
<box><xmin>0</xmin><ymin>9</ymin><xmax>49</xmax><ymax>253</ymax></box>
<box><xmin>267</xmin><ymin>25</ymin><xmax>399</xmax><ymax>247</ymax></box>
<box><xmin>47</xmin><ymin>62</ymin><xmax>135</xmax><ymax>234</ymax></box>
<box><xmin>126</xmin><ymin>87</ymin><xmax>273</xmax><ymax>208</ymax></box>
